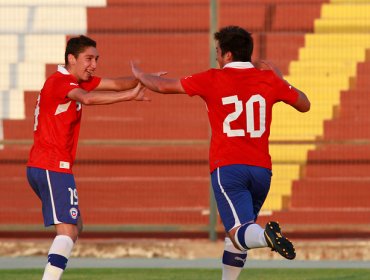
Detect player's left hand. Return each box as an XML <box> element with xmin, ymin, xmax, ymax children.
<box><xmin>131</xmin><ymin>60</ymin><xmax>142</xmax><ymax>79</ymax></box>
<box><xmin>133</xmin><ymin>82</ymin><xmax>151</xmax><ymax>101</ymax></box>
<box><xmin>131</xmin><ymin>60</ymin><xmax>167</xmax><ymax>80</ymax></box>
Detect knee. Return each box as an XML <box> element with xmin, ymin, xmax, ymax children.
<box><xmin>68</xmin><ymin>217</ymin><xmax>83</xmax><ymax>241</ymax></box>
<box><xmin>77</xmin><ymin>220</ymin><xmax>83</xmax><ymax>235</ymax></box>
<box><xmin>70</xmin><ymin>228</ymin><xmax>80</xmax><ymax>243</ymax></box>
<box><xmin>76</xmin><ymin>217</ymin><xmax>83</xmax><ymax>238</ymax></box>
<box><xmin>227</xmin><ymin>227</ymin><xmax>243</xmax><ymax>251</ymax></box>
<box><xmin>56</xmin><ymin>224</ymin><xmax>79</xmax><ymax>243</ymax></box>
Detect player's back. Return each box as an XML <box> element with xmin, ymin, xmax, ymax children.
<box><xmin>181</xmin><ymin>63</ymin><xmax>298</xmax><ymax>172</ymax></box>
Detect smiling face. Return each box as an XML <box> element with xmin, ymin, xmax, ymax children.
<box><xmin>67</xmin><ymin>46</ymin><xmax>99</xmax><ymax>82</ymax></box>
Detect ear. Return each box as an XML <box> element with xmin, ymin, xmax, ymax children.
<box><xmin>68</xmin><ymin>53</ymin><xmax>77</xmax><ymax>65</ymax></box>
<box><xmin>224</xmin><ymin>51</ymin><xmax>233</xmax><ymax>63</ymax></box>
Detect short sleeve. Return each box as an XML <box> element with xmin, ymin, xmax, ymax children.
<box><xmin>80</xmin><ymin>76</ymin><xmax>101</xmax><ymax>91</ymax></box>
<box><xmin>274</xmin><ymin>75</ymin><xmax>299</xmax><ymax>105</ymax></box>
<box><xmin>51</xmin><ymin>76</ymin><xmax>79</xmax><ymax>101</ymax></box>
<box><xmin>52</xmin><ymin>75</ymin><xmax>102</xmax><ymax>101</ymax></box>
<box><xmin>180</xmin><ymin>70</ymin><xmax>212</xmax><ymax>98</ymax></box>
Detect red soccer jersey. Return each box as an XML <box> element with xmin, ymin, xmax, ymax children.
<box><xmin>27</xmin><ymin>66</ymin><xmax>101</xmax><ymax>173</ymax></box>
<box><xmin>180</xmin><ymin>62</ymin><xmax>298</xmax><ymax>172</ymax></box>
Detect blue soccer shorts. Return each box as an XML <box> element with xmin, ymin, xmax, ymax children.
<box><xmin>211</xmin><ymin>164</ymin><xmax>272</xmax><ymax>232</ymax></box>
<box><xmin>27</xmin><ymin>167</ymin><xmax>80</xmax><ymax>227</ymax></box>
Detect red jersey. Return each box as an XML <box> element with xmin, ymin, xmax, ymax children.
<box><xmin>27</xmin><ymin>65</ymin><xmax>101</xmax><ymax>173</ymax></box>
<box><xmin>180</xmin><ymin>62</ymin><xmax>298</xmax><ymax>172</ymax></box>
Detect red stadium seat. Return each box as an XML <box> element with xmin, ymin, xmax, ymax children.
<box><xmin>3</xmin><ymin>91</ymin><xmax>36</xmax><ymax>139</ymax></box>
<box><xmin>272</xmin><ymin>4</ymin><xmax>323</xmax><ymax>32</ymax></box>
<box><xmin>220</xmin><ymin>4</ymin><xmax>267</xmax><ymax>32</ymax></box>
<box><xmin>291</xmin><ymin>179</ymin><xmax>370</xmax><ymax>208</ymax></box>
<box><xmin>87</xmin><ymin>6</ymin><xmax>209</xmax><ymax>32</ymax></box>
<box><xmin>263</xmin><ymin>32</ymin><xmax>305</xmax><ymax>74</ymax></box>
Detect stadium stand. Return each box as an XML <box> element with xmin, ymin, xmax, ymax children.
<box><xmin>259</xmin><ymin>0</ymin><xmax>370</xmax><ymax>231</ymax></box>
<box><xmin>263</xmin><ymin>33</ymin><xmax>305</xmax><ymax>74</ymax></box>
<box><xmin>272</xmin><ymin>3</ymin><xmax>324</xmax><ymax>32</ymax></box>
<box><xmin>1</xmin><ymin>0</ymin><xmax>369</xmax><ymax>237</ymax></box>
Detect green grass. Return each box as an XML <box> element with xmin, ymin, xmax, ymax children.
<box><xmin>0</xmin><ymin>268</ymin><xmax>370</xmax><ymax>280</ymax></box>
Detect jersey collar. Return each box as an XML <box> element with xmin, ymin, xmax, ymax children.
<box><xmin>57</xmin><ymin>65</ymin><xmax>70</xmax><ymax>75</ymax></box>
<box><xmin>223</xmin><ymin>62</ymin><xmax>254</xmax><ymax>69</ymax></box>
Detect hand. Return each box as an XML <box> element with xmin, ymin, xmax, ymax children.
<box><xmin>254</xmin><ymin>60</ymin><xmax>283</xmax><ymax>79</ymax></box>
<box><xmin>133</xmin><ymin>83</ymin><xmax>150</xmax><ymax>101</ymax></box>
<box><xmin>131</xmin><ymin>60</ymin><xmax>167</xmax><ymax>79</ymax></box>
<box><xmin>151</xmin><ymin>71</ymin><xmax>168</xmax><ymax>77</ymax></box>
<box><xmin>130</xmin><ymin>60</ymin><xmax>142</xmax><ymax>79</ymax></box>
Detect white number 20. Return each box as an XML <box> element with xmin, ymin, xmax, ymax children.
<box><xmin>222</xmin><ymin>94</ymin><xmax>266</xmax><ymax>138</ymax></box>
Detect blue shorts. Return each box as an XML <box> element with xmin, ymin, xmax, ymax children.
<box><xmin>27</xmin><ymin>167</ymin><xmax>80</xmax><ymax>227</ymax></box>
<box><xmin>211</xmin><ymin>164</ymin><xmax>271</xmax><ymax>232</ymax></box>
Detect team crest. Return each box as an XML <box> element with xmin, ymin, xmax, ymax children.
<box><xmin>70</xmin><ymin>207</ymin><xmax>78</xmax><ymax>219</ymax></box>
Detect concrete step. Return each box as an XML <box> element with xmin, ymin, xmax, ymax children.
<box><xmin>304</xmin><ymin>163</ymin><xmax>370</xmax><ymax>178</ymax></box>
<box><xmin>291</xmin><ymin>179</ymin><xmax>370</xmax><ymax>208</ymax></box>
<box><xmin>258</xmin><ymin>208</ymin><xmax>370</xmax><ymax>225</ymax></box>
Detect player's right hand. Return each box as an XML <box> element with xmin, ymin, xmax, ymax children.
<box><xmin>254</xmin><ymin>60</ymin><xmax>283</xmax><ymax>79</ymax></box>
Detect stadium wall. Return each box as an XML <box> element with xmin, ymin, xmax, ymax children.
<box><xmin>0</xmin><ymin>0</ymin><xmax>369</xmax><ymax>239</ymax></box>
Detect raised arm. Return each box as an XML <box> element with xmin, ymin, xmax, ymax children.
<box><xmin>95</xmin><ymin>76</ymin><xmax>139</xmax><ymax>91</ymax></box>
<box><xmin>255</xmin><ymin>60</ymin><xmax>310</xmax><ymax>113</ymax></box>
<box><xmin>289</xmin><ymin>85</ymin><xmax>311</xmax><ymax>112</ymax></box>
<box><xmin>131</xmin><ymin>61</ymin><xmax>185</xmax><ymax>94</ymax></box>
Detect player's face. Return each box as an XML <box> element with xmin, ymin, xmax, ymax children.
<box><xmin>216</xmin><ymin>41</ymin><xmax>224</xmax><ymax>68</ymax></box>
<box><xmin>69</xmin><ymin>46</ymin><xmax>99</xmax><ymax>82</ymax></box>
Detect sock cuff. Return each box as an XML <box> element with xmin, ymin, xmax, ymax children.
<box><xmin>224</xmin><ymin>237</ymin><xmax>245</xmax><ymax>254</ymax></box>
<box><xmin>48</xmin><ymin>254</ymin><xmax>68</xmax><ymax>270</ymax></box>
<box><xmin>222</xmin><ymin>250</ymin><xmax>247</xmax><ymax>268</ymax></box>
<box><xmin>235</xmin><ymin>223</ymin><xmax>252</xmax><ymax>250</ymax></box>
<box><xmin>55</xmin><ymin>235</ymin><xmax>74</xmax><ymax>244</ymax></box>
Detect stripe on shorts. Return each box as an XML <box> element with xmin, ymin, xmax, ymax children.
<box><xmin>46</xmin><ymin>170</ymin><xmax>61</xmax><ymax>225</ymax></box>
<box><xmin>217</xmin><ymin>167</ymin><xmax>241</xmax><ymax>229</ymax></box>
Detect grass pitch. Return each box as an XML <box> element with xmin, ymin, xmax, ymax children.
<box><xmin>0</xmin><ymin>268</ymin><xmax>369</xmax><ymax>279</ymax></box>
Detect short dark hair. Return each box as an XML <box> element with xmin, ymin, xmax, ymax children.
<box><xmin>214</xmin><ymin>26</ymin><xmax>253</xmax><ymax>62</ymax></box>
<box><xmin>65</xmin><ymin>35</ymin><xmax>97</xmax><ymax>66</ymax></box>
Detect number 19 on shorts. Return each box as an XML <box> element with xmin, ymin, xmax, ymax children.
<box><xmin>68</xmin><ymin>188</ymin><xmax>79</xmax><ymax>206</ymax></box>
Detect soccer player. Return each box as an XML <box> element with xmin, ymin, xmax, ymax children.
<box><xmin>131</xmin><ymin>26</ymin><xmax>310</xmax><ymax>280</ymax></box>
<box><xmin>26</xmin><ymin>35</ymin><xmax>149</xmax><ymax>280</ymax></box>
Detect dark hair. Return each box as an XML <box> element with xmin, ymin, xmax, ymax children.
<box><xmin>214</xmin><ymin>26</ymin><xmax>253</xmax><ymax>62</ymax></box>
<box><xmin>65</xmin><ymin>35</ymin><xmax>97</xmax><ymax>66</ymax></box>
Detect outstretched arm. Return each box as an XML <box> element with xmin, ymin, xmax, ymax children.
<box><xmin>95</xmin><ymin>76</ymin><xmax>139</xmax><ymax>91</ymax></box>
<box><xmin>255</xmin><ymin>60</ymin><xmax>310</xmax><ymax>112</ymax></box>
<box><xmin>131</xmin><ymin>61</ymin><xmax>186</xmax><ymax>94</ymax></box>
<box><xmin>67</xmin><ymin>83</ymin><xmax>149</xmax><ymax>105</ymax></box>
